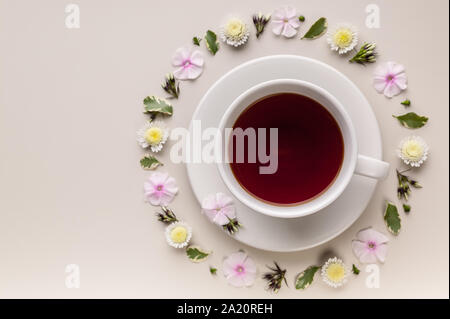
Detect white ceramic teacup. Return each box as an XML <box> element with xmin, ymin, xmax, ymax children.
<box><xmin>215</xmin><ymin>79</ymin><xmax>390</xmax><ymax>219</ymax></box>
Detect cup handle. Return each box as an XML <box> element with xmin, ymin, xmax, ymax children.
<box><xmin>355</xmin><ymin>154</ymin><xmax>390</xmax><ymax>180</ymax></box>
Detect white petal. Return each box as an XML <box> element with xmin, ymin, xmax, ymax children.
<box><xmin>220</xmin><ymin>205</ymin><xmax>236</xmax><ymax>220</ymax></box>
<box><xmin>282</xmin><ymin>23</ymin><xmax>298</xmax><ymax>38</ymax></box>
<box><xmin>213</xmin><ymin>212</ymin><xmax>230</xmax><ymax>226</ymax></box>
<box><xmin>164</xmin><ymin>177</ymin><xmax>178</xmax><ymax>190</ymax></box>
<box><xmin>146</xmin><ymin>192</ymin><xmax>162</xmax><ymax>206</ymax></box>
<box><xmin>373</xmin><ymin>76</ymin><xmax>387</xmax><ymax>93</ymax></box>
<box><xmin>226</xmin><ymin>274</ymin><xmax>246</xmax><ymax>287</ymax></box>
<box><xmin>216</xmin><ymin>192</ymin><xmax>233</xmax><ymax>208</ymax></box>
<box><xmin>222</xmin><ymin>258</ymin><xmax>235</xmax><ymax>277</ymax></box>
<box><xmin>359</xmin><ymin>251</ymin><xmax>378</xmax><ymax>264</ymax></box>
<box><xmin>352</xmin><ymin>240</ymin><xmax>367</xmax><ymax>259</ymax></box>
<box><xmin>272</xmin><ymin>8</ymin><xmax>285</xmax><ymax>20</ymax></box>
<box><xmin>244</xmin><ymin>257</ymin><xmax>257</xmax><ymax>274</ymax></box>
<box><xmin>144</xmin><ymin>180</ymin><xmax>155</xmax><ymax>191</ymax></box>
<box><xmin>395</xmin><ymin>72</ymin><xmax>408</xmax><ymax>90</ymax></box>
<box><xmin>186</xmin><ymin>64</ymin><xmax>203</xmax><ymax>80</ymax></box>
<box><xmin>151</xmin><ymin>172</ymin><xmax>168</xmax><ymax>186</ymax></box>
<box><xmin>384</xmin><ymin>81</ymin><xmax>402</xmax><ymax>98</ymax></box>
<box><xmin>163</xmin><ymin>185</ymin><xmax>178</xmax><ymax>197</ymax></box>
<box><xmin>242</xmin><ymin>272</ymin><xmax>256</xmax><ymax>287</ymax></box>
<box><xmin>172</xmin><ymin>47</ymin><xmax>190</xmax><ymax>67</ymax></box>
<box><xmin>356</xmin><ymin>228</ymin><xmax>389</xmax><ymax>245</ymax></box>
<box><xmin>159</xmin><ymin>192</ymin><xmax>175</xmax><ymax>206</ymax></box>
<box><xmin>190</xmin><ymin>50</ymin><xmax>204</xmax><ymax>67</ymax></box>
<box><xmin>284</xmin><ymin>6</ymin><xmax>297</xmax><ymax>19</ymax></box>
<box><xmin>385</xmin><ymin>61</ymin><xmax>397</xmax><ymax>74</ymax></box>
<box><xmin>288</xmin><ymin>17</ymin><xmax>300</xmax><ymax>28</ymax></box>
<box><xmin>272</xmin><ymin>21</ymin><xmax>284</xmax><ymax>35</ymax></box>
<box><xmin>374</xmin><ymin>64</ymin><xmax>389</xmax><ymax>78</ymax></box>
<box><xmin>173</xmin><ymin>66</ymin><xmax>190</xmax><ymax>80</ymax></box>
<box><xmin>201</xmin><ymin>194</ymin><xmax>217</xmax><ymax>210</ymax></box>
<box><xmin>375</xmin><ymin>243</ymin><xmax>388</xmax><ymax>263</ymax></box>
<box><xmin>227</xmin><ymin>251</ymin><xmax>248</xmax><ymax>265</ymax></box>
<box><xmin>391</xmin><ymin>62</ymin><xmax>405</xmax><ymax>75</ymax></box>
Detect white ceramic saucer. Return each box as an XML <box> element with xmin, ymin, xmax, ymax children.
<box><xmin>186</xmin><ymin>55</ymin><xmax>383</xmax><ymax>252</ymax></box>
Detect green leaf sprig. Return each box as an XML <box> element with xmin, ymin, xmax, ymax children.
<box><xmin>143</xmin><ymin>95</ymin><xmax>173</xmax><ymax>117</ymax></box>
<box><xmin>209</xmin><ymin>266</ymin><xmax>217</xmax><ymax>275</ymax></box>
<box><xmin>352</xmin><ymin>264</ymin><xmax>360</xmax><ymax>275</ymax></box>
<box><xmin>295</xmin><ymin>266</ymin><xmax>320</xmax><ymax>289</ymax></box>
<box><xmin>223</xmin><ymin>217</ymin><xmax>242</xmax><ymax>235</ymax></box>
<box><xmin>186</xmin><ymin>246</ymin><xmax>211</xmax><ymax>263</ymax></box>
<box><xmin>384</xmin><ymin>202</ymin><xmax>401</xmax><ymax>235</ymax></box>
<box><xmin>393</xmin><ymin>112</ymin><xmax>428</xmax><ymax>129</ymax></box>
<box><xmin>253</xmin><ymin>13</ymin><xmax>271</xmax><ymax>38</ymax></box>
<box><xmin>193</xmin><ymin>36</ymin><xmax>202</xmax><ymax>46</ymax></box>
<box><xmin>204</xmin><ymin>30</ymin><xmax>219</xmax><ymax>55</ymax></box>
<box><xmin>140</xmin><ymin>155</ymin><xmax>163</xmax><ymax>170</ymax></box>
<box><xmin>262</xmin><ymin>262</ymin><xmax>288</xmax><ymax>293</ymax></box>
<box><xmin>161</xmin><ymin>73</ymin><xmax>179</xmax><ymax>99</ymax></box>
<box><xmin>349</xmin><ymin>42</ymin><xmax>377</xmax><ymax>65</ymax></box>
<box><xmin>403</xmin><ymin>204</ymin><xmax>411</xmax><ymax>213</ymax></box>
<box><xmin>401</xmin><ymin>99</ymin><xmax>411</xmax><ymax>107</ymax></box>
<box><xmin>397</xmin><ymin>169</ymin><xmax>422</xmax><ymax>201</ymax></box>
<box><xmin>302</xmin><ymin>17</ymin><xmax>327</xmax><ymax>39</ymax></box>
<box><xmin>156</xmin><ymin>206</ymin><xmax>178</xmax><ymax>223</ymax></box>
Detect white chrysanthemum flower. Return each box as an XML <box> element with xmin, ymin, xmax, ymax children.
<box><xmin>165</xmin><ymin>222</ymin><xmax>192</xmax><ymax>249</ymax></box>
<box><xmin>327</xmin><ymin>23</ymin><xmax>358</xmax><ymax>54</ymax></box>
<box><xmin>397</xmin><ymin>136</ymin><xmax>429</xmax><ymax>168</ymax></box>
<box><xmin>136</xmin><ymin>121</ymin><xmax>169</xmax><ymax>153</ymax></box>
<box><xmin>220</xmin><ymin>18</ymin><xmax>250</xmax><ymax>47</ymax></box>
<box><xmin>321</xmin><ymin>257</ymin><xmax>348</xmax><ymax>288</ymax></box>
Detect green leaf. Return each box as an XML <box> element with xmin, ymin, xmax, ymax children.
<box><xmin>384</xmin><ymin>202</ymin><xmax>401</xmax><ymax>235</ymax></box>
<box><xmin>302</xmin><ymin>17</ymin><xmax>327</xmax><ymax>39</ymax></box>
<box><xmin>393</xmin><ymin>112</ymin><xmax>428</xmax><ymax>129</ymax></box>
<box><xmin>193</xmin><ymin>36</ymin><xmax>201</xmax><ymax>46</ymax></box>
<box><xmin>140</xmin><ymin>155</ymin><xmax>162</xmax><ymax>170</ymax></box>
<box><xmin>295</xmin><ymin>266</ymin><xmax>320</xmax><ymax>289</ymax></box>
<box><xmin>403</xmin><ymin>204</ymin><xmax>411</xmax><ymax>213</ymax></box>
<box><xmin>209</xmin><ymin>267</ymin><xmax>217</xmax><ymax>275</ymax></box>
<box><xmin>143</xmin><ymin>96</ymin><xmax>173</xmax><ymax>116</ymax></box>
<box><xmin>204</xmin><ymin>30</ymin><xmax>219</xmax><ymax>55</ymax></box>
<box><xmin>186</xmin><ymin>246</ymin><xmax>211</xmax><ymax>263</ymax></box>
<box><xmin>401</xmin><ymin>99</ymin><xmax>411</xmax><ymax>107</ymax></box>
<box><xmin>352</xmin><ymin>264</ymin><xmax>360</xmax><ymax>275</ymax></box>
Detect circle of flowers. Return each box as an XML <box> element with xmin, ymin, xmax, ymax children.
<box><xmin>136</xmin><ymin>6</ymin><xmax>429</xmax><ymax>292</ymax></box>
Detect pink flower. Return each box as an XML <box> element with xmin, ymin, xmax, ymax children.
<box><xmin>271</xmin><ymin>6</ymin><xmax>300</xmax><ymax>38</ymax></box>
<box><xmin>201</xmin><ymin>193</ymin><xmax>236</xmax><ymax>226</ymax></box>
<box><xmin>144</xmin><ymin>172</ymin><xmax>178</xmax><ymax>206</ymax></box>
<box><xmin>223</xmin><ymin>251</ymin><xmax>257</xmax><ymax>287</ymax></box>
<box><xmin>373</xmin><ymin>61</ymin><xmax>407</xmax><ymax>98</ymax></box>
<box><xmin>172</xmin><ymin>47</ymin><xmax>204</xmax><ymax>80</ymax></box>
<box><xmin>352</xmin><ymin>228</ymin><xmax>389</xmax><ymax>263</ymax></box>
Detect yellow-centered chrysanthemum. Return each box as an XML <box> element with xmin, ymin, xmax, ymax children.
<box><xmin>170</xmin><ymin>226</ymin><xmax>188</xmax><ymax>243</ymax></box>
<box><xmin>165</xmin><ymin>222</ymin><xmax>192</xmax><ymax>248</ymax></box>
<box><xmin>220</xmin><ymin>18</ymin><xmax>249</xmax><ymax>47</ymax></box>
<box><xmin>321</xmin><ymin>257</ymin><xmax>348</xmax><ymax>288</ymax></box>
<box><xmin>397</xmin><ymin>136</ymin><xmax>429</xmax><ymax>167</ymax></box>
<box><xmin>327</xmin><ymin>23</ymin><xmax>358</xmax><ymax>54</ymax></box>
<box><xmin>145</xmin><ymin>127</ymin><xmax>163</xmax><ymax>145</ymax></box>
<box><xmin>226</xmin><ymin>19</ymin><xmax>245</xmax><ymax>37</ymax></box>
<box><xmin>137</xmin><ymin>120</ymin><xmax>169</xmax><ymax>153</ymax></box>
<box><xmin>333</xmin><ymin>29</ymin><xmax>353</xmax><ymax>48</ymax></box>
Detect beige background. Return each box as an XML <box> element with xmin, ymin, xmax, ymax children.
<box><xmin>0</xmin><ymin>0</ymin><xmax>448</xmax><ymax>298</ymax></box>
